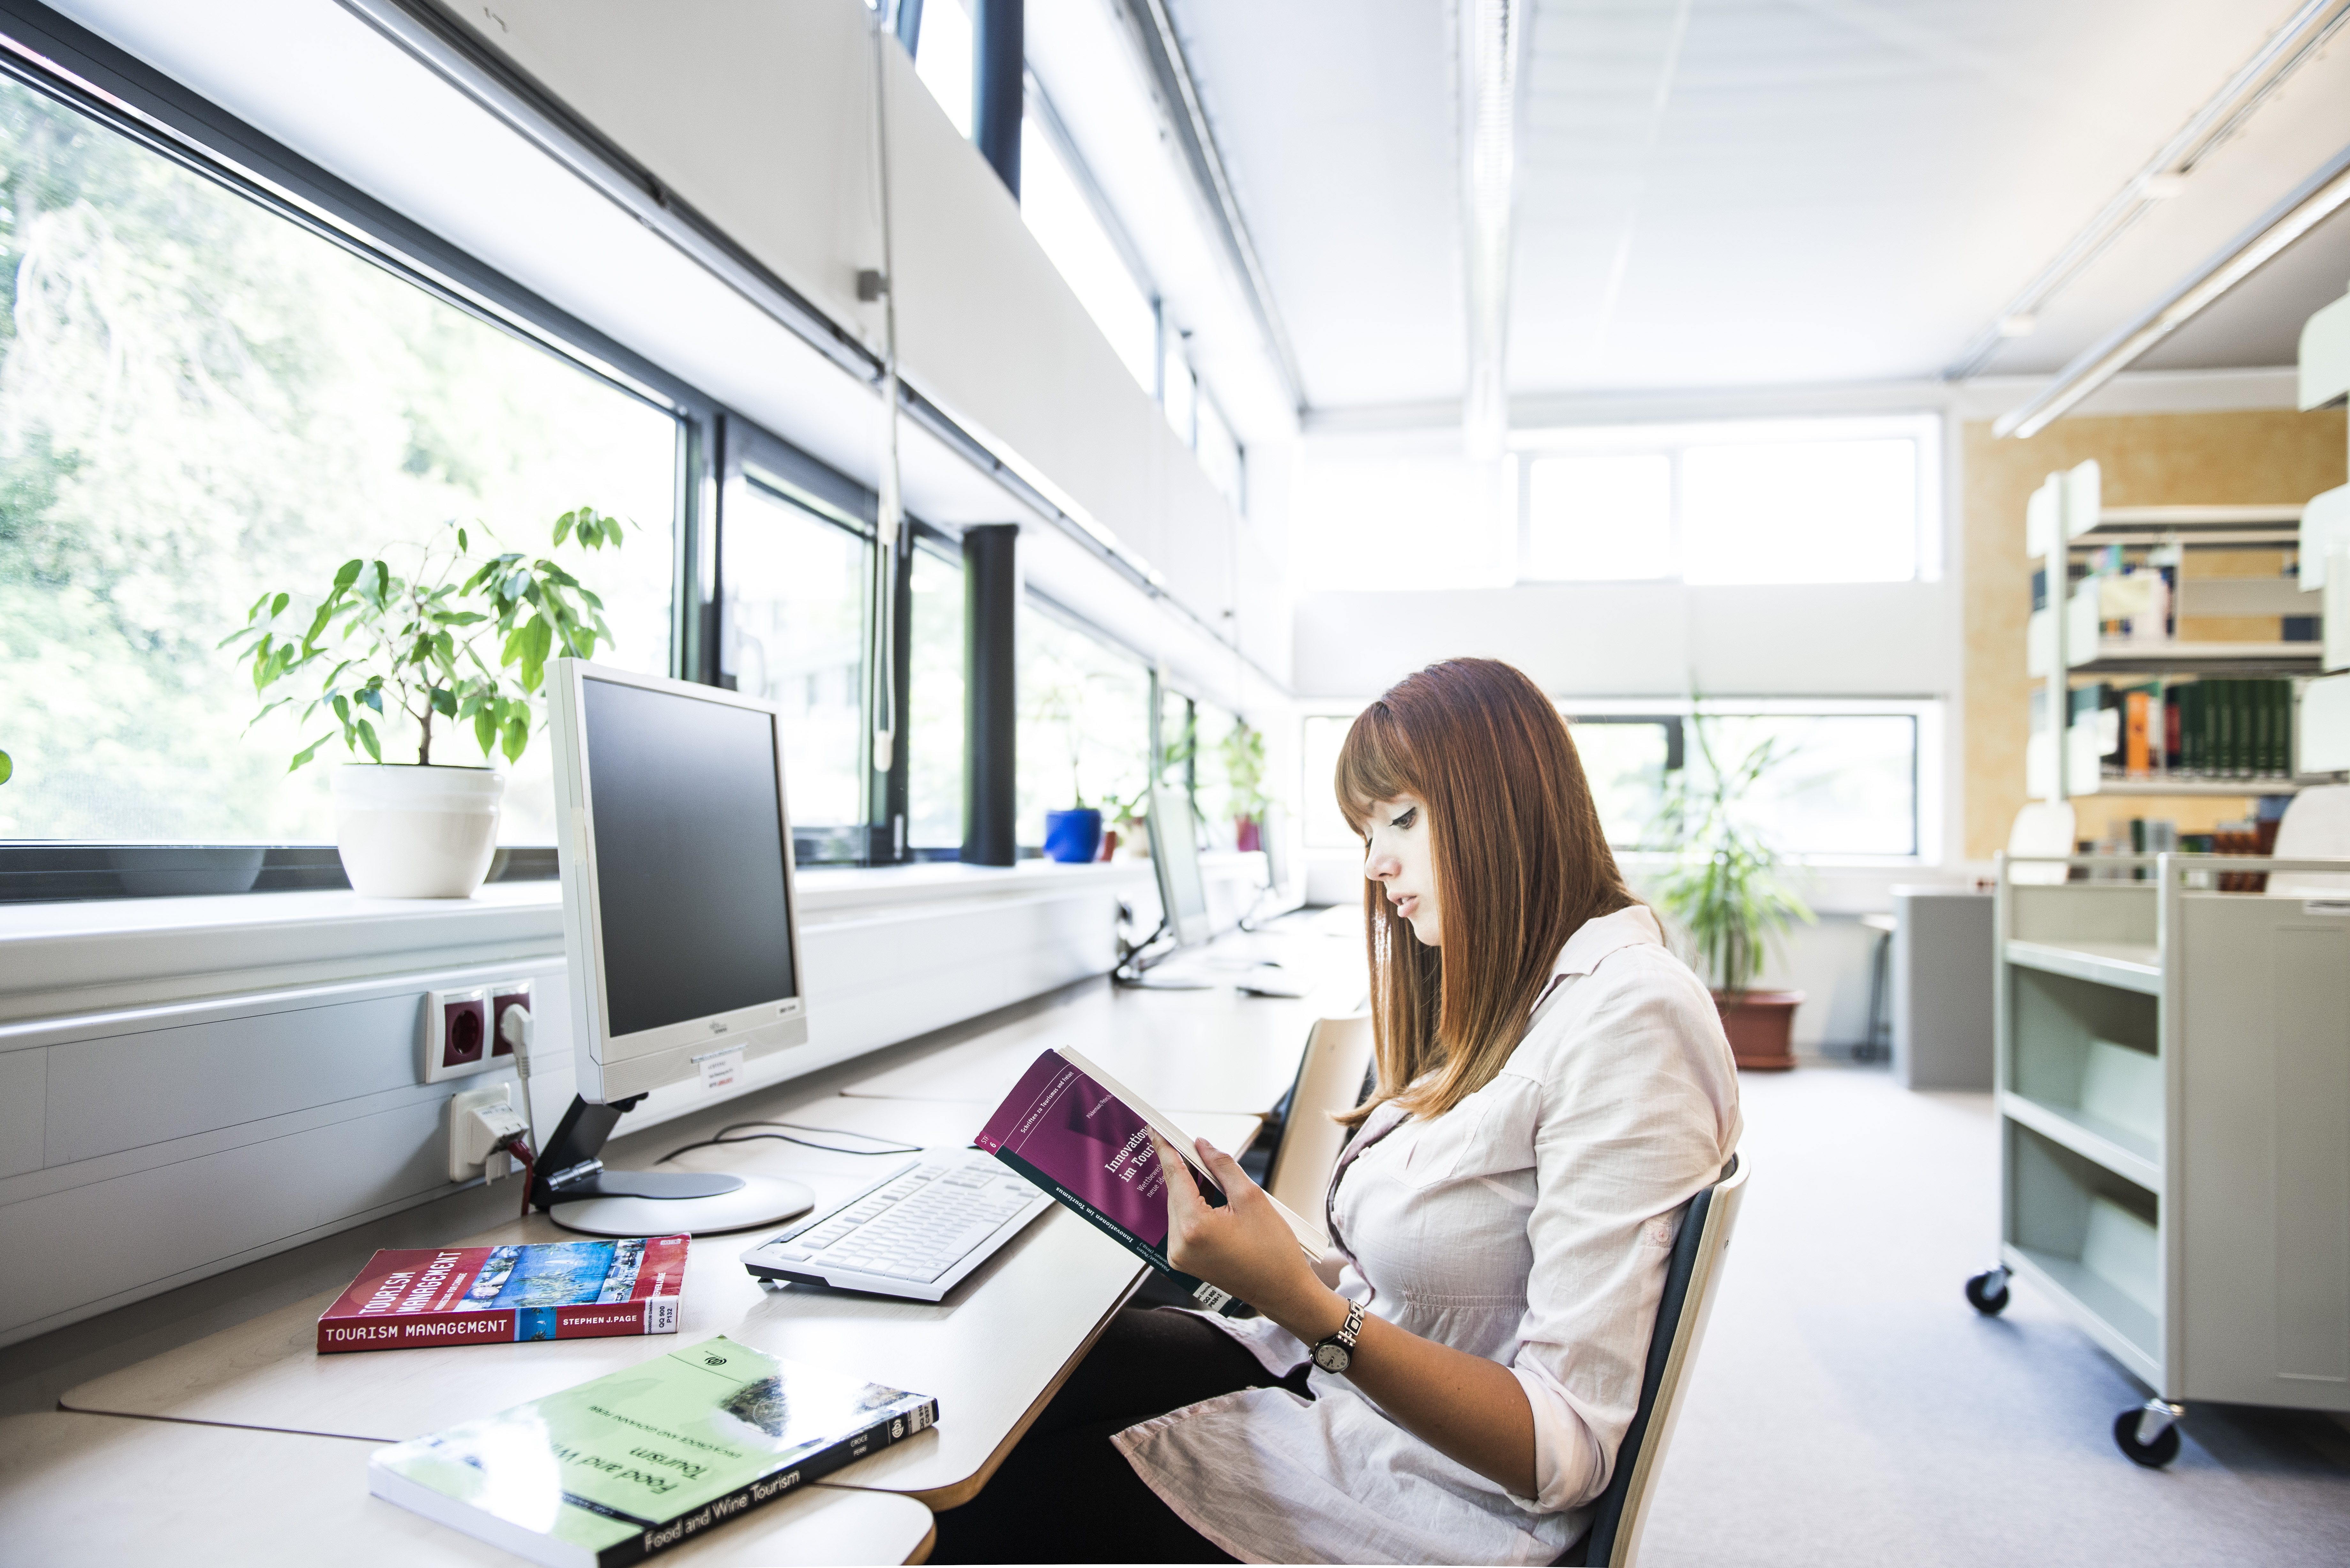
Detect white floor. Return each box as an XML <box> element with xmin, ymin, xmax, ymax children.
<box><xmin>1643</xmin><ymin>1065</ymin><xmax>2350</xmax><ymax>1567</ymax></box>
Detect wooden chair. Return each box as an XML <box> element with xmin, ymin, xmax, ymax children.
<box><xmin>1264</xmin><ymin>1011</ymin><xmax>1376</xmax><ymax>1226</ymax></box>
<box><xmin>1558</xmin><ymin>1154</ymin><xmax>1749</xmax><ymax>1568</ymax></box>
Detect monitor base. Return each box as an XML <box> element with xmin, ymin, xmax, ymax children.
<box><xmin>550</xmin><ymin>1174</ymin><xmax>816</xmax><ymax>1237</ymax></box>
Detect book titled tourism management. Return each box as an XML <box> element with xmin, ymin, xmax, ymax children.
<box><xmin>317</xmin><ymin>1236</ymin><xmax>688</xmax><ymax>1353</ymax></box>
<box><xmin>368</xmin><ymin>1334</ymin><xmax>936</xmax><ymax>1568</ymax></box>
<box><xmin>976</xmin><ymin>1046</ymin><xmax>1327</xmax><ymax>1314</ymax></box>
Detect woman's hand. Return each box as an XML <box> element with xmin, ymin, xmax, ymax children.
<box><xmin>1152</xmin><ymin>1135</ymin><xmax>1344</xmax><ymax>1340</ymax></box>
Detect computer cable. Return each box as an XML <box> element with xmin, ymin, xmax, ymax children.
<box><xmin>654</xmin><ymin>1121</ymin><xmax>926</xmax><ymax>1164</ymax></box>
<box><xmin>498</xmin><ymin>1132</ymin><xmax>537</xmax><ymax>1220</ymax></box>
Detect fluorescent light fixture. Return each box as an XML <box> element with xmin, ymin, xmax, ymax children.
<box><xmin>1996</xmin><ymin>143</ymin><xmax>2350</xmax><ymax>440</ymax></box>
<box><xmin>1460</xmin><ymin>0</ymin><xmax>1521</xmax><ymax>460</ymax></box>
<box><xmin>1948</xmin><ymin>0</ymin><xmax>2350</xmax><ymax>380</ymax></box>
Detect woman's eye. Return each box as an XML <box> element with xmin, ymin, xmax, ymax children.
<box><xmin>1391</xmin><ymin>808</ymin><xmax>1417</xmax><ymax>830</ymax></box>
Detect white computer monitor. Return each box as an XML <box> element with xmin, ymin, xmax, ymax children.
<box><xmin>1146</xmin><ymin>779</ymin><xmax>1212</xmax><ymax>948</ymax></box>
<box><xmin>530</xmin><ymin>659</ymin><xmax>815</xmax><ymax>1236</ymax></box>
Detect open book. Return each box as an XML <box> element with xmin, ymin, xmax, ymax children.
<box><xmin>976</xmin><ymin>1047</ymin><xmax>1328</xmax><ymax>1314</ymax></box>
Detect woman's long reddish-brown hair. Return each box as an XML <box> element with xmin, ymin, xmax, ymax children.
<box><xmin>1334</xmin><ymin>658</ymin><xmax>1635</xmax><ymax>1127</ymax></box>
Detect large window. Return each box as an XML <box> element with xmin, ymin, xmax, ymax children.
<box><xmin>1521</xmin><ymin>417</ymin><xmax>1937</xmax><ymax>586</ymax></box>
<box><xmin>1016</xmin><ymin>599</ymin><xmax>1148</xmax><ymax>848</ymax></box>
<box><xmin>720</xmin><ymin>479</ymin><xmax>869</xmax><ymax>846</ymax></box>
<box><xmin>0</xmin><ymin>74</ymin><xmax>676</xmax><ymax>848</ymax></box>
<box><xmin>1020</xmin><ymin>116</ymin><xmax>1157</xmax><ymax>394</ymax></box>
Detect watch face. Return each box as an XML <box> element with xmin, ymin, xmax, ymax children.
<box><xmin>1312</xmin><ymin>1342</ymin><xmax>1350</xmax><ymax>1373</ymax></box>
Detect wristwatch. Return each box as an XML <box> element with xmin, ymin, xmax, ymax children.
<box><xmin>1310</xmin><ymin>1300</ymin><xmax>1368</xmax><ymax>1374</ymax></box>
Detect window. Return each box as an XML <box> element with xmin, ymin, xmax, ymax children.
<box><xmin>1192</xmin><ymin>700</ymin><xmax>1238</xmax><ymax>847</ymax></box>
<box><xmin>1521</xmin><ymin>417</ymin><xmax>1935</xmax><ymax>586</ymax></box>
<box><xmin>1019</xmin><ymin>117</ymin><xmax>1158</xmax><ymax>394</ymax></box>
<box><xmin>721</xmin><ymin>480</ymin><xmax>869</xmax><ymax>850</ymax></box>
<box><xmin>1299</xmin><ymin>712</ymin><xmax>1359</xmax><ymax>849</ymax></box>
<box><xmin>911</xmin><ymin>0</ymin><xmax>975</xmax><ymax>139</ymax></box>
<box><xmin>1685</xmin><ymin>713</ymin><xmax>1919</xmax><ymax>858</ymax></box>
<box><xmin>1016</xmin><ymin>599</ymin><xmax>1148</xmax><ymax>847</ymax></box>
<box><xmin>907</xmin><ymin>537</ymin><xmax>966</xmax><ymax>850</ymax></box>
<box><xmin>1526</xmin><ymin>455</ymin><xmax>1672</xmax><ymax>582</ymax></box>
<box><xmin>1564</xmin><ymin>718</ymin><xmax>1680</xmax><ymax>847</ymax></box>
<box><xmin>0</xmin><ymin>74</ymin><xmax>676</xmax><ymax>848</ymax></box>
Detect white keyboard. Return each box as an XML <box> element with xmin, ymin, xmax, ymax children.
<box><xmin>739</xmin><ymin>1149</ymin><xmax>1052</xmax><ymax>1301</ymax></box>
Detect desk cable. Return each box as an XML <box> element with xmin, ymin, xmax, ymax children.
<box><xmin>656</xmin><ymin>1121</ymin><xmax>926</xmax><ymax>1165</ymax></box>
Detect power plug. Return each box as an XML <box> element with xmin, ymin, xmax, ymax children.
<box><xmin>448</xmin><ymin>1083</ymin><xmax>530</xmax><ymax>1183</ymax></box>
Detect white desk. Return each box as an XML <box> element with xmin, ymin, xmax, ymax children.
<box><xmin>57</xmin><ymin>1091</ymin><xmax>1262</xmax><ymax>1510</ymax></box>
<box><xmin>0</xmin><ymin>1412</ymin><xmax>936</xmax><ymax>1565</ymax></box>
<box><xmin>840</xmin><ymin>973</ymin><xmax>1354</xmax><ymax>1121</ymax></box>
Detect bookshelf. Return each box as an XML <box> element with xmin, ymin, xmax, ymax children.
<box><xmin>2023</xmin><ymin>465</ymin><xmax>2340</xmax><ymax>805</ymax></box>
<box><xmin>1974</xmin><ymin>854</ymin><xmax>2350</xmax><ymax>1465</ymax></box>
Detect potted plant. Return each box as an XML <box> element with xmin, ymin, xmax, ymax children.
<box><xmin>224</xmin><ymin>508</ymin><xmax>625</xmax><ymax>898</ymax></box>
<box><xmin>1650</xmin><ymin>719</ymin><xmax>1816</xmax><ymax>1070</ymax></box>
<box><xmin>1219</xmin><ymin>720</ymin><xmax>1270</xmax><ymax>853</ymax></box>
<box><xmin>1029</xmin><ymin>671</ymin><xmax>1104</xmax><ymax>863</ymax></box>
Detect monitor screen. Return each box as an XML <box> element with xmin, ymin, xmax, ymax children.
<box><xmin>579</xmin><ymin>674</ymin><xmax>798</xmax><ymax>1038</ymax></box>
<box><xmin>1148</xmin><ymin>781</ymin><xmax>1211</xmax><ymax>946</ymax></box>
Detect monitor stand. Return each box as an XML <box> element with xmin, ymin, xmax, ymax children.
<box><xmin>529</xmin><ymin>1095</ymin><xmax>815</xmax><ymax>1237</ymax></box>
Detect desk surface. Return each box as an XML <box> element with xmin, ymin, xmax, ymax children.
<box><xmin>841</xmin><ymin>956</ymin><xmax>1362</xmax><ymax>1120</ymax></box>
<box><xmin>0</xmin><ymin>1412</ymin><xmax>936</xmax><ymax>1566</ymax></box>
<box><xmin>57</xmin><ymin>1094</ymin><xmax>1261</xmax><ymax>1510</ymax></box>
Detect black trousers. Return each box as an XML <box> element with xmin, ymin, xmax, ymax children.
<box><xmin>928</xmin><ymin>1307</ymin><xmax>1311</xmax><ymax>1564</ymax></box>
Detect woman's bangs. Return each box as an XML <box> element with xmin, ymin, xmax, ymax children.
<box><xmin>1333</xmin><ymin>706</ymin><xmax>1417</xmax><ymax>835</ymax></box>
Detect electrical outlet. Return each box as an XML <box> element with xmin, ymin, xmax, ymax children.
<box><xmin>423</xmin><ymin>988</ymin><xmax>491</xmax><ymax>1084</ymax></box>
<box><xmin>490</xmin><ymin>981</ymin><xmax>532</xmax><ymax>1059</ymax></box>
<box><xmin>448</xmin><ymin>1082</ymin><xmax>528</xmax><ymax>1182</ymax></box>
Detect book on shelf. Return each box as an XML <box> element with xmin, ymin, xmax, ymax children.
<box><xmin>2077</xmin><ymin>676</ymin><xmax>2300</xmax><ymax>783</ymax></box>
<box><xmin>317</xmin><ymin>1236</ymin><xmax>687</xmax><ymax>1353</ymax></box>
<box><xmin>369</xmin><ymin>1334</ymin><xmax>935</xmax><ymax>1568</ymax></box>
<box><xmin>976</xmin><ymin>1046</ymin><xmax>1328</xmax><ymax>1315</ymax></box>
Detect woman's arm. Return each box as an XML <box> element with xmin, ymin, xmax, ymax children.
<box><xmin>1150</xmin><ymin>1135</ymin><xmax>1538</xmax><ymax>1498</ymax></box>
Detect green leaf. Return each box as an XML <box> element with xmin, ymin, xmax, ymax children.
<box><xmin>333</xmin><ymin>558</ymin><xmax>364</xmax><ymax>591</ymax></box>
<box><xmin>332</xmin><ymin>695</ymin><xmax>350</xmax><ymax>724</ymax></box>
<box><xmin>0</xmin><ymin>750</ymin><xmax>11</xmax><ymax>786</ymax></box>
<box><xmin>358</xmin><ymin>687</ymin><xmax>383</xmax><ymax>714</ymax></box>
<box><xmin>501</xmin><ymin>714</ymin><xmax>529</xmax><ymax>764</ymax></box>
<box><xmin>289</xmin><ymin>734</ymin><xmax>332</xmax><ymax>772</ymax></box>
<box><xmin>552</xmin><ymin>509</ymin><xmax>574</xmax><ymax>547</ymax></box>
<box><xmin>431</xmin><ymin>686</ymin><xmax>458</xmax><ymax>718</ymax></box>
<box><xmin>475</xmin><ymin>710</ymin><xmax>497</xmax><ymax>756</ymax></box>
<box><xmin>457</xmin><ymin>526</ymin><xmax>469</xmax><ymax>554</ymax></box>
<box><xmin>356</xmin><ymin>717</ymin><xmax>382</xmax><ymax>763</ymax></box>
<box><xmin>269</xmin><ymin>592</ymin><xmax>289</xmax><ymax>619</ymax></box>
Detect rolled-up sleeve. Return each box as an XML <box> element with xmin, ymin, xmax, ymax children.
<box><xmin>1505</xmin><ymin>948</ymin><xmax>1740</xmax><ymax>1512</ymax></box>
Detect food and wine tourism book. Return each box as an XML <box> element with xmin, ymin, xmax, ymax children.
<box><xmin>975</xmin><ymin>1046</ymin><xmax>1327</xmax><ymax>1314</ymax></box>
<box><xmin>317</xmin><ymin>1236</ymin><xmax>688</xmax><ymax>1353</ymax></box>
<box><xmin>368</xmin><ymin>1334</ymin><xmax>936</xmax><ymax>1568</ymax></box>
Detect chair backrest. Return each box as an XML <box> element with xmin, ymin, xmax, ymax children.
<box><xmin>2007</xmin><ymin>800</ymin><xmax>2076</xmax><ymax>886</ymax></box>
<box><xmin>2269</xmin><ymin>784</ymin><xmax>2350</xmax><ymax>897</ymax></box>
<box><xmin>1266</xmin><ymin>1012</ymin><xmax>1376</xmax><ymax>1223</ymax></box>
<box><xmin>1566</xmin><ymin>1153</ymin><xmax>1749</xmax><ymax>1568</ymax></box>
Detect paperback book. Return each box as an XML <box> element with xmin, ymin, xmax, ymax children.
<box><xmin>976</xmin><ymin>1046</ymin><xmax>1326</xmax><ymax>1314</ymax></box>
<box><xmin>318</xmin><ymin>1236</ymin><xmax>687</xmax><ymax>1353</ymax></box>
<box><xmin>368</xmin><ymin>1334</ymin><xmax>936</xmax><ymax>1568</ymax></box>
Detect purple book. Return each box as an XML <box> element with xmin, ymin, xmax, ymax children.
<box><xmin>976</xmin><ymin>1047</ymin><xmax>1326</xmax><ymax>1316</ymax></box>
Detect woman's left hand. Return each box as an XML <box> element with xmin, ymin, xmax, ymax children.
<box><xmin>1152</xmin><ymin>1135</ymin><xmax>1336</xmax><ymax>1333</ymax></box>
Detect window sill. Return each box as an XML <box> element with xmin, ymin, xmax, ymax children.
<box><xmin>0</xmin><ymin>860</ymin><xmax>1157</xmax><ymax>1029</ymax></box>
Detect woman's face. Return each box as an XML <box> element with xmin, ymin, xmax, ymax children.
<box><xmin>1363</xmin><ymin>795</ymin><xmax>1439</xmax><ymax>946</ymax></box>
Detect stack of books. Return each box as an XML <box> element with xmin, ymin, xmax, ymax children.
<box><xmin>2072</xmin><ymin>678</ymin><xmax>2298</xmax><ymax>781</ymax></box>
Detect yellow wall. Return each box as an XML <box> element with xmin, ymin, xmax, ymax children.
<box><xmin>1960</xmin><ymin>407</ymin><xmax>2346</xmax><ymax>860</ymax></box>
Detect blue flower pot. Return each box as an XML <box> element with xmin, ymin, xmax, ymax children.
<box><xmin>1043</xmin><ymin>808</ymin><xmax>1103</xmax><ymax>863</ymax></box>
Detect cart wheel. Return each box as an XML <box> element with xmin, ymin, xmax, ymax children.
<box><xmin>1964</xmin><ymin>1269</ymin><xmax>2010</xmax><ymax>1315</ymax></box>
<box><xmin>2112</xmin><ymin>1404</ymin><xmax>2182</xmax><ymax>1468</ymax></box>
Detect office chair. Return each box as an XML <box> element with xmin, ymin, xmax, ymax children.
<box><xmin>2006</xmin><ymin>800</ymin><xmax>2076</xmax><ymax>885</ymax></box>
<box><xmin>1557</xmin><ymin>1153</ymin><xmax>1749</xmax><ymax>1568</ymax></box>
<box><xmin>1265</xmin><ymin>1012</ymin><xmax>1376</xmax><ymax>1225</ymax></box>
<box><xmin>2266</xmin><ymin>784</ymin><xmax>2350</xmax><ymax>897</ymax></box>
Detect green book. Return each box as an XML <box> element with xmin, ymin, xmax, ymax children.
<box><xmin>368</xmin><ymin>1336</ymin><xmax>936</xmax><ymax>1567</ymax></box>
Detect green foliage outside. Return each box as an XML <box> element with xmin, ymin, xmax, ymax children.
<box><xmin>1650</xmin><ymin>716</ymin><xmax>1816</xmax><ymax>995</ymax></box>
<box><xmin>1218</xmin><ymin>720</ymin><xmax>1269</xmax><ymax>824</ymax></box>
<box><xmin>0</xmin><ymin>77</ymin><xmax>674</xmax><ymax>842</ymax></box>
<box><xmin>224</xmin><ymin>509</ymin><xmax>626</xmax><ymax>770</ymax></box>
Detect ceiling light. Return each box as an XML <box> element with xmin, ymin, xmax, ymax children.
<box><xmin>1996</xmin><ymin>147</ymin><xmax>2350</xmax><ymax>440</ymax></box>
<box><xmin>1460</xmin><ymin>0</ymin><xmax>1521</xmax><ymax>460</ymax></box>
<box><xmin>1997</xmin><ymin>314</ymin><xmax>2037</xmax><ymax>339</ymax></box>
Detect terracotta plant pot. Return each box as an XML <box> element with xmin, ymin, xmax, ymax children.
<box><xmin>1714</xmin><ymin>990</ymin><xmax>1804</xmax><ymax>1071</ymax></box>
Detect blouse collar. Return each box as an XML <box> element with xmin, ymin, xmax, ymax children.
<box><xmin>1550</xmin><ymin>902</ymin><xmax>1665</xmax><ymax>980</ymax></box>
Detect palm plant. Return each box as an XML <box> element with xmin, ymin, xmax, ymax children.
<box><xmin>1650</xmin><ymin>717</ymin><xmax>1815</xmax><ymax>996</ymax></box>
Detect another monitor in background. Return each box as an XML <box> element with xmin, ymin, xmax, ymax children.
<box><xmin>1260</xmin><ymin>801</ymin><xmax>1292</xmax><ymax>896</ymax></box>
<box><xmin>1146</xmin><ymin>779</ymin><xmax>1212</xmax><ymax>948</ymax></box>
<box><xmin>529</xmin><ymin>659</ymin><xmax>816</xmax><ymax>1236</ymax></box>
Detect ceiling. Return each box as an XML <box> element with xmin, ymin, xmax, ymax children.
<box><xmin>1167</xmin><ymin>0</ymin><xmax>2350</xmax><ymax>413</ymax></box>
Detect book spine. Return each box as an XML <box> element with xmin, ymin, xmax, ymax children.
<box><xmin>603</xmin><ymin>1399</ymin><xmax>942</xmax><ymax>1568</ymax></box>
<box><xmin>991</xmin><ymin>1148</ymin><xmax>1239</xmax><ymax>1314</ymax></box>
<box><xmin>318</xmin><ymin>1311</ymin><xmax>517</xmax><ymax>1353</ymax></box>
<box><xmin>2125</xmin><ymin>690</ymin><xmax>2150</xmax><ymax>776</ymax></box>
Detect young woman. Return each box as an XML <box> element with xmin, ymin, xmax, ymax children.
<box><xmin>932</xmin><ymin>658</ymin><xmax>1741</xmax><ymax>1566</ymax></box>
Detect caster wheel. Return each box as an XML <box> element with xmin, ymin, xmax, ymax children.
<box><xmin>2113</xmin><ymin>1407</ymin><xmax>2181</xmax><ymax>1468</ymax></box>
<box><xmin>1965</xmin><ymin>1270</ymin><xmax>2010</xmax><ymax>1315</ymax></box>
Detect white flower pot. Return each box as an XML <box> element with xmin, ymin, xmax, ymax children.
<box><xmin>331</xmin><ymin>765</ymin><xmax>504</xmax><ymax>898</ymax></box>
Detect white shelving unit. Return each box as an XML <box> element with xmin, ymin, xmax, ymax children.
<box><xmin>1975</xmin><ymin>853</ymin><xmax>2350</xmax><ymax>1465</ymax></box>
